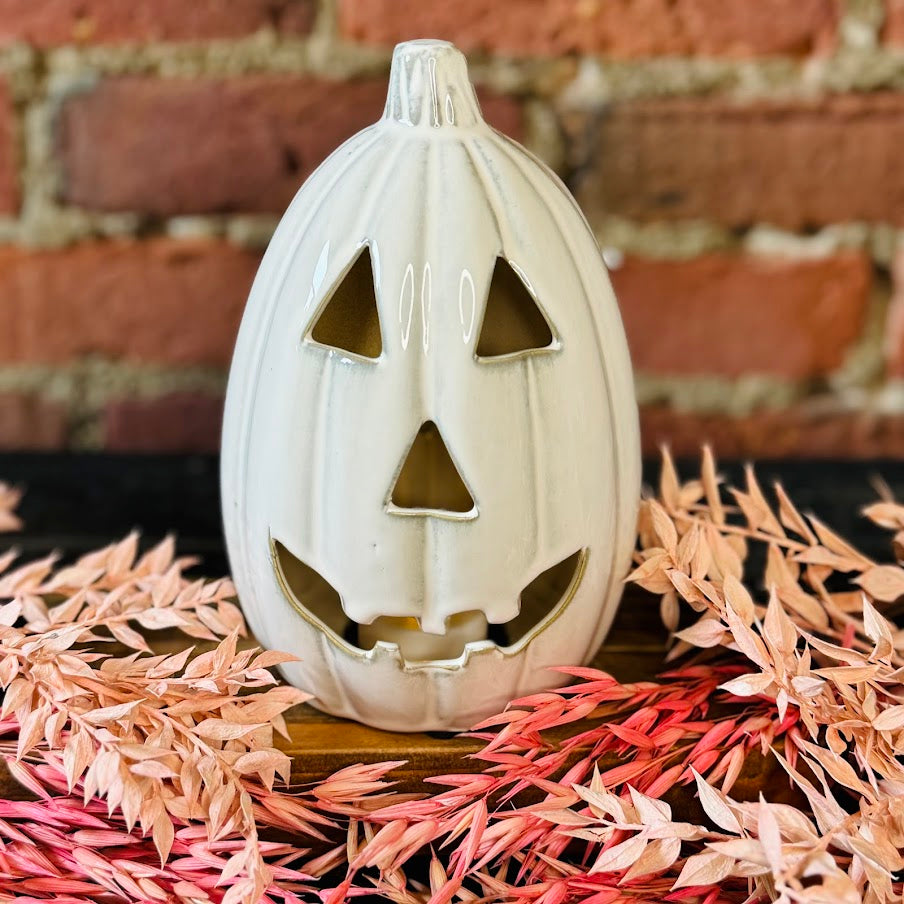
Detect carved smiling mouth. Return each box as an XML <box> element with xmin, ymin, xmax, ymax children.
<box><xmin>271</xmin><ymin>539</ymin><xmax>587</xmax><ymax>663</ymax></box>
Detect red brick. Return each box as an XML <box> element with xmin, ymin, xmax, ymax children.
<box><xmin>57</xmin><ymin>76</ymin><xmax>522</xmax><ymax>216</ymax></box>
<box><xmin>612</xmin><ymin>252</ymin><xmax>871</xmax><ymax>380</ymax></box>
<box><xmin>0</xmin><ymin>81</ymin><xmax>17</xmax><ymax>215</ymax></box>
<box><xmin>0</xmin><ymin>393</ymin><xmax>67</xmax><ymax>450</ymax></box>
<box><xmin>883</xmin><ymin>246</ymin><xmax>904</xmax><ymax>376</ymax></box>
<box><xmin>641</xmin><ymin>406</ymin><xmax>904</xmax><ymax>459</ymax></box>
<box><xmin>339</xmin><ymin>0</ymin><xmax>837</xmax><ymax>58</ymax></box>
<box><xmin>884</xmin><ymin>0</ymin><xmax>904</xmax><ymax>44</ymax></box>
<box><xmin>0</xmin><ymin>0</ymin><xmax>315</xmax><ymax>47</ymax></box>
<box><xmin>0</xmin><ymin>239</ymin><xmax>259</xmax><ymax>366</ymax></box>
<box><xmin>580</xmin><ymin>94</ymin><xmax>904</xmax><ymax>230</ymax></box>
<box><xmin>104</xmin><ymin>392</ymin><xmax>223</xmax><ymax>453</ymax></box>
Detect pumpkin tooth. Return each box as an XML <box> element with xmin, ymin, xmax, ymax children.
<box><xmin>368</xmin><ymin>638</ymin><xmax>404</xmax><ymax>662</ymax></box>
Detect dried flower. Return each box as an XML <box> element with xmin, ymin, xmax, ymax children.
<box><xmin>334</xmin><ymin>449</ymin><xmax>904</xmax><ymax>903</ymax></box>
<box><xmin>0</xmin><ymin>482</ymin><xmax>22</xmax><ymax>534</ymax></box>
<box><xmin>0</xmin><ymin>533</ymin><xmax>334</xmax><ymax>902</ymax></box>
<box><xmin>2</xmin><ymin>451</ymin><xmax>903</xmax><ymax>903</ymax></box>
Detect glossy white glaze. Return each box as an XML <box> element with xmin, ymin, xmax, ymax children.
<box><xmin>221</xmin><ymin>39</ymin><xmax>640</xmax><ymax>731</ymax></box>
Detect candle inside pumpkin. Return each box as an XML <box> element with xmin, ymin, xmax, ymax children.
<box><xmin>358</xmin><ymin>610</ymin><xmax>488</xmax><ymax>661</ymax></box>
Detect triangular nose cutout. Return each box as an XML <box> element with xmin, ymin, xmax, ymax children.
<box><xmin>390</xmin><ymin>421</ymin><xmax>475</xmax><ymax>515</ymax></box>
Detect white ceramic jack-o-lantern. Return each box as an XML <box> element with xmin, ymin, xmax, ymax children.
<box><xmin>221</xmin><ymin>39</ymin><xmax>640</xmax><ymax>732</ymax></box>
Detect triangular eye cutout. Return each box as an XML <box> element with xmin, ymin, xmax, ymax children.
<box><xmin>309</xmin><ymin>247</ymin><xmax>382</xmax><ymax>359</ymax></box>
<box><xmin>390</xmin><ymin>421</ymin><xmax>475</xmax><ymax>515</ymax></box>
<box><xmin>475</xmin><ymin>258</ymin><xmax>554</xmax><ymax>358</ymax></box>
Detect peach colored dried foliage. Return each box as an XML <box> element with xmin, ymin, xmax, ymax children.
<box><xmin>1</xmin><ymin>452</ymin><xmax>904</xmax><ymax>903</ymax></box>
<box><xmin>0</xmin><ymin>531</ymin><xmax>392</xmax><ymax>902</ymax></box>
<box><xmin>0</xmin><ymin>482</ymin><xmax>22</xmax><ymax>533</ymax></box>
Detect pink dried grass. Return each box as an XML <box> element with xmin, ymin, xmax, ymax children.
<box><xmin>0</xmin><ymin>531</ymin><xmax>407</xmax><ymax>902</ymax></box>
<box><xmin>0</xmin><ymin>450</ymin><xmax>902</xmax><ymax>902</ymax></box>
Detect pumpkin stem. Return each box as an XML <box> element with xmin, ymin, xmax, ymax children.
<box><xmin>383</xmin><ymin>39</ymin><xmax>485</xmax><ymax>129</ymax></box>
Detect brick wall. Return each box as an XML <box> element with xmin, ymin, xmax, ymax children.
<box><xmin>0</xmin><ymin>0</ymin><xmax>901</xmax><ymax>458</ymax></box>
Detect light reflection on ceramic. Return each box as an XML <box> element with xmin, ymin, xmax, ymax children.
<box><xmin>221</xmin><ymin>39</ymin><xmax>640</xmax><ymax>732</ymax></box>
